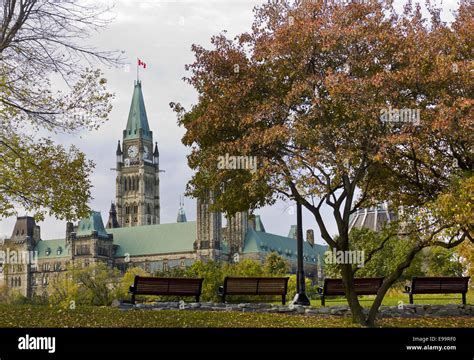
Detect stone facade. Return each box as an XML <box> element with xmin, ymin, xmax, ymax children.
<box><xmin>0</xmin><ymin>81</ymin><xmax>327</xmax><ymax>299</ymax></box>
<box><xmin>115</xmin><ymin>81</ymin><xmax>160</xmax><ymax>227</ymax></box>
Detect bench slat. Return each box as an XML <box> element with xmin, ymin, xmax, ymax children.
<box><xmin>222</xmin><ymin>277</ymin><xmax>289</xmax><ymax>304</ymax></box>
<box><xmin>324</xmin><ymin>278</ymin><xmax>383</xmax><ymax>296</ymax></box>
<box><xmin>130</xmin><ymin>277</ymin><xmax>203</xmax><ymax>303</ymax></box>
<box><xmin>410</xmin><ymin>277</ymin><xmax>469</xmax><ymax>295</ymax></box>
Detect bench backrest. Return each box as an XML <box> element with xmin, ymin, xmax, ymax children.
<box><xmin>323</xmin><ymin>278</ymin><xmax>384</xmax><ymax>296</ymax></box>
<box><xmin>411</xmin><ymin>277</ymin><xmax>470</xmax><ymax>294</ymax></box>
<box><xmin>133</xmin><ymin>276</ymin><xmax>203</xmax><ymax>296</ymax></box>
<box><xmin>224</xmin><ymin>277</ymin><xmax>289</xmax><ymax>295</ymax></box>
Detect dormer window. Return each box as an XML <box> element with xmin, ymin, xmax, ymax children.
<box><xmin>57</xmin><ymin>247</ymin><xmax>62</xmax><ymax>255</ymax></box>
<box><xmin>45</xmin><ymin>247</ymin><xmax>51</xmax><ymax>256</ymax></box>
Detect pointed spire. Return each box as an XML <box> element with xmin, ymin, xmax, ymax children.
<box><xmin>106</xmin><ymin>203</ymin><xmax>120</xmax><ymax>229</ymax></box>
<box><xmin>153</xmin><ymin>141</ymin><xmax>159</xmax><ymax>166</ymax></box>
<box><xmin>116</xmin><ymin>140</ymin><xmax>122</xmax><ymax>155</ymax></box>
<box><xmin>177</xmin><ymin>196</ymin><xmax>187</xmax><ymax>223</ymax></box>
<box><xmin>124</xmin><ymin>81</ymin><xmax>152</xmax><ymax>140</ymax></box>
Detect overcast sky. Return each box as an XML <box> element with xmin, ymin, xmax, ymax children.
<box><xmin>0</xmin><ymin>0</ymin><xmax>462</xmax><ymax>243</ymax></box>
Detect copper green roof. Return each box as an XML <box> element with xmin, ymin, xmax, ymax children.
<box><xmin>108</xmin><ymin>221</ymin><xmax>197</xmax><ymax>257</ymax></box>
<box><xmin>243</xmin><ymin>228</ymin><xmax>327</xmax><ymax>265</ymax></box>
<box><xmin>35</xmin><ymin>239</ymin><xmax>69</xmax><ymax>259</ymax></box>
<box><xmin>124</xmin><ymin>81</ymin><xmax>152</xmax><ymax>140</ymax></box>
<box><xmin>76</xmin><ymin>211</ymin><xmax>109</xmax><ymax>238</ymax></box>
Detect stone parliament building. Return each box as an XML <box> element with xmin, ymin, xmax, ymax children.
<box><xmin>0</xmin><ymin>81</ymin><xmax>327</xmax><ymax>299</ymax></box>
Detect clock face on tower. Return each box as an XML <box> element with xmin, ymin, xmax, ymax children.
<box><xmin>127</xmin><ymin>145</ymin><xmax>138</xmax><ymax>159</ymax></box>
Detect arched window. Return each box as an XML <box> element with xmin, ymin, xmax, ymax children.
<box><xmin>124</xmin><ymin>177</ymin><xmax>127</xmax><ymax>191</ymax></box>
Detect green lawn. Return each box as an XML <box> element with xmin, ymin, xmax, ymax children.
<box><xmin>308</xmin><ymin>290</ymin><xmax>474</xmax><ymax>307</ymax></box>
<box><xmin>0</xmin><ymin>304</ymin><xmax>472</xmax><ymax>328</ymax></box>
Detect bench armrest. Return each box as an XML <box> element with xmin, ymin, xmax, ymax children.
<box><xmin>404</xmin><ymin>286</ymin><xmax>411</xmax><ymax>293</ymax></box>
<box><xmin>218</xmin><ymin>285</ymin><xmax>224</xmax><ymax>295</ymax></box>
<box><xmin>129</xmin><ymin>285</ymin><xmax>135</xmax><ymax>294</ymax></box>
<box><xmin>317</xmin><ymin>286</ymin><xmax>324</xmax><ymax>295</ymax></box>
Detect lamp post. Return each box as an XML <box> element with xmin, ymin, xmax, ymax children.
<box><xmin>293</xmin><ymin>200</ymin><xmax>310</xmax><ymax>305</ymax></box>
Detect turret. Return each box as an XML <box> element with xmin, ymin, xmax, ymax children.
<box><xmin>153</xmin><ymin>142</ymin><xmax>159</xmax><ymax>166</ymax></box>
<box><xmin>107</xmin><ymin>203</ymin><xmax>120</xmax><ymax>229</ymax></box>
<box><xmin>116</xmin><ymin>140</ymin><xmax>123</xmax><ymax>165</ymax></box>
<box><xmin>177</xmin><ymin>197</ymin><xmax>187</xmax><ymax>223</ymax></box>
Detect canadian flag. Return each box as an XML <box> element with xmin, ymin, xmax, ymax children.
<box><xmin>138</xmin><ymin>58</ymin><xmax>147</xmax><ymax>69</ymax></box>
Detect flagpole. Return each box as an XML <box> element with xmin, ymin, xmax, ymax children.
<box><xmin>137</xmin><ymin>58</ymin><xmax>139</xmax><ymax>83</ymax></box>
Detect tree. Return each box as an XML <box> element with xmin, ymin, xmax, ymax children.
<box><xmin>456</xmin><ymin>241</ymin><xmax>474</xmax><ymax>279</ymax></box>
<box><xmin>424</xmin><ymin>247</ymin><xmax>465</xmax><ymax>277</ymax></box>
<box><xmin>263</xmin><ymin>252</ymin><xmax>290</xmax><ymax>275</ymax></box>
<box><xmin>172</xmin><ymin>0</ymin><xmax>473</xmax><ymax>326</ymax></box>
<box><xmin>74</xmin><ymin>263</ymin><xmax>121</xmax><ymax>306</ymax></box>
<box><xmin>0</xmin><ymin>0</ymin><xmax>122</xmax><ymax>221</ymax></box>
<box><xmin>49</xmin><ymin>262</ymin><xmax>121</xmax><ymax>306</ymax></box>
<box><xmin>324</xmin><ymin>228</ymin><xmax>424</xmax><ymax>281</ymax></box>
<box><xmin>118</xmin><ymin>266</ymin><xmax>151</xmax><ymax>300</ymax></box>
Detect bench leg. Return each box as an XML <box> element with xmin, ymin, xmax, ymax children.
<box><xmin>131</xmin><ymin>293</ymin><xmax>136</xmax><ymax>305</ymax></box>
<box><xmin>196</xmin><ymin>295</ymin><xmax>200</xmax><ymax>303</ymax></box>
<box><xmin>282</xmin><ymin>295</ymin><xmax>286</xmax><ymax>305</ymax></box>
<box><xmin>409</xmin><ymin>294</ymin><xmax>413</xmax><ymax>305</ymax></box>
<box><xmin>222</xmin><ymin>295</ymin><xmax>225</xmax><ymax>303</ymax></box>
<box><xmin>462</xmin><ymin>293</ymin><xmax>466</xmax><ymax>305</ymax></box>
<box><xmin>321</xmin><ymin>296</ymin><xmax>325</xmax><ymax>307</ymax></box>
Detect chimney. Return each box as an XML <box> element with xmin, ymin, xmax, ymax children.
<box><xmin>306</xmin><ymin>229</ymin><xmax>314</xmax><ymax>247</ymax></box>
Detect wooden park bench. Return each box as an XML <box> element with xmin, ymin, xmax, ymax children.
<box><xmin>317</xmin><ymin>277</ymin><xmax>384</xmax><ymax>306</ymax></box>
<box><xmin>129</xmin><ymin>276</ymin><xmax>203</xmax><ymax>304</ymax></box>
<box><xmin>219</xmin><ymin>277</ymin><xmax>289</xmax><ymax>304</ymax></box>
<box><xmin>405</xmin><ymin>276</ymin><xmax>470</xmax><ymax>305</ymax></box>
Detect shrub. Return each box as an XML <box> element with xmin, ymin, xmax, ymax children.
<box><xmin>49</xmin><ymin>263</ymin><xmax>121</xmax><ymax>307</ymax></box>
<box><xmin>286</xmin><ymin>274</ymin><xmax>314</xmax><ymax>303</ymax></box>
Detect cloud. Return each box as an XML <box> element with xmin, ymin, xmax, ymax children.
<box><xmin>0</xmin><ymin>0</ymin><xmax>461</xmax><ymax>244</ymax></box>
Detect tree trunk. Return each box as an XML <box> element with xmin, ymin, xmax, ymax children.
<box><xmin>340</xmin><ymin>263</ymin><xmax>367</xmax><ymax>326</ymax></box>
<box><xmin>366</xmin><ymin>244</ymin><xmax>423</xmax><ymax>327</ymax></box>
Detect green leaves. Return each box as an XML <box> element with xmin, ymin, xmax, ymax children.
<box><xmin>0</xmin><ymin>1</ymin><xmax>120</xmax><ymax>221</ymax></box>
<box><xmin>0</xmin><ymin>134</ymin><xmax>93</xmax><ymax>221</ymax></box>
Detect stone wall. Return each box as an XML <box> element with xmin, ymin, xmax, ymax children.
<box><xmin>117</xmin><ymin>301</ymin><xmax>474</xmax><ymax>318</ymax></box>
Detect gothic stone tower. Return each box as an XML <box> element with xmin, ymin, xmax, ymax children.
<box><xmin>195</xmin><ymin>191</ymin><xmax>222</xmax><ymax>261</ymax></box>
<box><xmin>115</xmin><ymin>81</ymin><xmax>160</xmax><ymax>227</ymax></box>
<box><xmin>226</xmin><ymin>211</ymin><xmax>248</xmax><ymax>257</ymax></box>
<box><xmin>0</xmin><ymin>217</ymin><xmax>40</xmax><ymax>298</ymax></box>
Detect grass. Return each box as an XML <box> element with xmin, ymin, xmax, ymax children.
<box><xmin>0</xmin><ymin>304</ymin><xmax>472</xmax><ymax>328</ymax></box>
<box><xmin>308</xmin><ymin>289</ymin><xmax>474</xmax><ymax>307</ymax></box>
